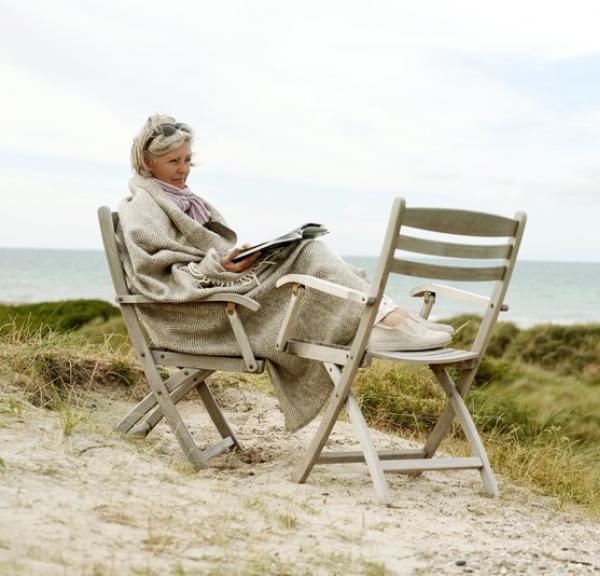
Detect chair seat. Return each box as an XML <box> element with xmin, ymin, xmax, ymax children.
<box><xmin>285</xmin><ymin>340</ymin><xmax>477</xmax><ymax>367</ymax></box>
<box><xmin>368</xmin><ymin>347</ymin><xmax>478</xmax><ymax>365</ymax></box>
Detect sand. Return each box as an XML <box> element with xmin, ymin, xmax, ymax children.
<box><xmin>0</xmin><ymin>380</ymin><xmax>599</xmax><ymax>575</ymax></box>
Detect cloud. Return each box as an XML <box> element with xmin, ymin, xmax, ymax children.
<box><xmin>0</xmin><ymin>0</ymin><xmax>599</xmax><ymax>259</ymax></box>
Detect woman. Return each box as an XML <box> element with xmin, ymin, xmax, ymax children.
<box><xmin>118</xmin><ymin>114</ymin><xmax>451</xmax><ymax>431</ymax></box>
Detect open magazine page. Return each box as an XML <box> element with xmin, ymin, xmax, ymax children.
<box><xmin>231</xmin><ymin>223</ymin><xmax>328</xmax><ymax>263</ymax></box>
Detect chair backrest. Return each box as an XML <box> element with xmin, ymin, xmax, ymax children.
<box><xmin>98</xmin><ymin>206</ymin><xmax>152</xmax><ymax>362</ymax></box>
<box><xmin>98</xmin><ymin>207</ymin><xmax>129</xmax><ymax>297</ymax></box>
<box><xmin>368</xmin><ymin>198</ymin><xmax>526</xmax><ymax>356</ymax></box>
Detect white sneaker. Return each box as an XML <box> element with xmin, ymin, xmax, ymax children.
<box><xmin>408</xmin><ymin>312</ymin><xmax>455</xmax><ymax>335</ymax></box>
<box><xmin>368</xmin><ymin>315</ymin><xmax>452</xmax><ymax>352</ymax></box>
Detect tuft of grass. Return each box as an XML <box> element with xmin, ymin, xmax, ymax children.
<box><xmin>276</xmin><ymin>511</ymin><xmax>298</xmax><ymax>530</ymax></box>
<box><xmin>0</xmin><ymin>321</ymin><xmax>145</xmax><ymax>409</ymax></box>
<box><xmin>54</xmin><ymin>388</ymin><xmax>89</xmax><ymax>437</ymax></box>
<box><xmin>361</xmin><ymin>559</ymin><xmax>389</xmax><ymax>576</ymax></box>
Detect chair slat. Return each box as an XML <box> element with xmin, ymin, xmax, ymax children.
<box><xmin>152</xmin><ymin>350</ymin><xmax>265</xmax><ymax>373</ymax></box>
<box><xmin>317</xmin><ymin>448</ymin><xmax>427</xmax><ymax>464</ymax></box>
<box><xmin>390</xmin><ymin>259</ymin><xmax>506</xmax><ymax>282</ymax></box>
<box><xmin>381</xmin><ymin>456</ymin><xmax>483</xmax><ymax>473</ymax></box>
<box><xmin>396</xmin><ymin>235</ymin><xmax>512</xmax><ymax>260</ymax></box>
<box><xmin>285</xmin><ymin>341</ymin><xmax>372</xmax><ymax>367</ymax></box>
<box><xmin>403</xmin><ymin>208</ymin><xmax>518</xmax><ymax>237</ymax></box>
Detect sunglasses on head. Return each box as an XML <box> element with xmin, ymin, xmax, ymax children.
<box><xmin>144</xmin><ymin>122</ymin><xmax>191</xmax><ymax>150</ymax></box>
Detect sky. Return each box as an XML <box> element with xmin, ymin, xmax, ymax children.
<box><xmin>1</xmin><ymin>0</ymin><xmax>600</xmax><ymax>261</ymax></box>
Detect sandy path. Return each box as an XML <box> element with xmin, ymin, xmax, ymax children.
<box><xmin>0</xmin><ymin>381</ymin><xmax>599</xmax><ymax>575</ymax></box>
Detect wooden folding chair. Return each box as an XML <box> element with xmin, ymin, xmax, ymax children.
<box><xmin>275</xmin><ymin>198</ymin><xmax>526</xmax><ymax>505</ymax></box>
<box><xmin>98</xmin><ymin>206</ymin><xmax>265</xmax><ymax>470</ymax></box>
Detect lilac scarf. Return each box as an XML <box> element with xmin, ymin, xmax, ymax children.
<box><xmin>156</xmin><ymin>179</ymin><xmax>212</xmax><ymax>225</ymax></box>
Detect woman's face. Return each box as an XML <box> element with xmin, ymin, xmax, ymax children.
<box><xmin>145</xmin><ymin>142</ymin><xmax>192</xmax><ymax>188</ymax></box>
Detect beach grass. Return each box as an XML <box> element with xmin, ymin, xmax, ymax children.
<box><xmin>1</xmin><ymin>300</ymin><xmax>598</xmax><ymax>514</ymax></box>
<box><xmin>0</xmin><ymin>299</ymin><xmax>120</xmax><ymax>337</ymax></box>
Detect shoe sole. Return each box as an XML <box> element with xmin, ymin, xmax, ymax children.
<box><xmin>367</xmin><ymin>340</ymin><xmax>450</xmax><ymax>352</ymax></box>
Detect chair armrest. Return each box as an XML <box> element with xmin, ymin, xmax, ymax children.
<box><xmin>409</xmin><ymin>283</ymin><xmax>508</xmax><ymax>312</ymax></box>
<box><xmin>115</xmin><ymin>293</ymin><xmax>261</xmax><ymax>312</ymax></box>
<box><xmin>276</xmin><ymin>274</ymin><xmax>373</xmax><ymax>305</ymax></box>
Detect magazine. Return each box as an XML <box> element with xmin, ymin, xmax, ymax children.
<box><xmin>231</xmin><ymin>223</ymin><xmax>328</xmax><ymax>263</ymax></box>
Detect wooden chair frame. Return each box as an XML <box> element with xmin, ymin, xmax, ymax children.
<box><xmin>275</xmin><ymin>198</ymin><xmax>526</xmax><ymax>505</ymax></box>
<box><xmin>98</xmin><ymin>207</ymin><xmax>264</xmax><ymax>470</ymax></box>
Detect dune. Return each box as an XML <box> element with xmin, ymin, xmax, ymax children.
<box><xmin>1</xmin><ymin>379</ymin><xmax>599</xmax><ymax>575</ymax></box>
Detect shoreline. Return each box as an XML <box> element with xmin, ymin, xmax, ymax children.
<box><xmin>1</xmin><ymin>298</ymin><xmax>600</xmax><ymax>329</ymax></box>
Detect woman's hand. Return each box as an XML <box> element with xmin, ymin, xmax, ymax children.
<box><xmin>220</xmin><ymin>244</ymin><xmax>261</xmax><ymax>273</ymax></box>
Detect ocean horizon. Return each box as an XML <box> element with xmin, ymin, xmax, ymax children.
<box><xmin>1</xmin><ymin>247</ymin><xmax>600</xmax><ymax>327</ymax></box>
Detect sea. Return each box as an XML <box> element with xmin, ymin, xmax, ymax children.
<box><xmin>1</xmin><ymin>248</ymin><xmax>599</xmax><ymax>327</ymax></box>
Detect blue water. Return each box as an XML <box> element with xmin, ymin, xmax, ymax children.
<box><xmin>1</xmin><ymin>248</ymin><xmax>599</xmax><ymax>327</ymax></box>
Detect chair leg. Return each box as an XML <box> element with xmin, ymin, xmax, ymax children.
<box><xmin>116</xmin><ymin>369</ymin><xmax>207</xmax><ymax>434</ymax></box>
<box><xmin>196</xmin><ymin>380</ymin><xmax>244</xmax><ymax>451</ymax></box>
<box><xmin>346</xmin><ymin>391</ymin><xmax>392</xmax><ymax>506</ymax></box>
<box><xmin>423</xmin><ymin>404</ymin><xmax>455</xmax><ymax>458</ymax></box>
<box><xmin>292</xmin><ymin>365</ymin><xmax>350</xmax><ymax>484</ymax></box>
<box><xmin>432</xmin><ymin>367</ymin><xmax>499</xmax><ymax>496</ymax></box>
<box><xmin>325</xmin><ymin>363</ymin><xmax>391</xmax><ymax>505</ymax></box>
<box><xmin>422</xmin><ymin>367</ymin><xmax>476</xmax><ymax>457</ymax></box>
<box><xmin>141</xmin><ymin>366</ymin><xmax>209</xmax><ymax>470</ymax></box>
<box><xmin>130</xmin><ymin>371</ymin><xmax>211</xmax><ymax>437</ymax></box>
<box><xmin>118</xmin><ymin>365</ymin><xmax>242</xmax><ymax>468</ymax></box>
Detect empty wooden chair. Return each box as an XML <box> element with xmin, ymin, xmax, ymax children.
<box><xmin>98</xmin><ymin>206</ymin><xmax>264</xmax><ymax>470</ymax></box>
<box><xmin>275</xmin><ymin>198</ymin><xmax>526</xmax><ymax>505</ymax></box>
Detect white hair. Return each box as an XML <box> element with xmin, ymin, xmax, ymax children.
<box><xmin>130</xmin><ymin>114</ymin><xmax>194</xmax><ymax>177</ymax></box>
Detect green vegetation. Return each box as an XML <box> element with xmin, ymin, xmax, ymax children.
<box><xmin>0</xmin><ymin>301</ymin><xmax>598</xmax><ymax>513</ymax></box>
<box><xmin>0</xmin><ymin>299</ymin><xmax>120</xmax><ymax>336</ymax></box>
<box><xmin>0</xmin><ymin>301</ymin><xmax>144</xmax><ymax>411</ymax></box>
<box><xmin>447</xmin><ymin>314</ymin><xmax>600</xmax><ymax>384</ymax></box>
<box><xmin>356</xmin><ymin>315</ymin><xmax>600</xmax><ymax>513</ymax></box>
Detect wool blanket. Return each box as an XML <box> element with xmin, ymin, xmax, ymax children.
<box><xmin>117</xmin><ymin>175</ymin><xmax>373</xmax><ymax>431</ymax></box>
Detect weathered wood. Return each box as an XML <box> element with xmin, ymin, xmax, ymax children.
<box><xmin>196</xmin><ymin>380</ymin><xmax>244</xmax><ymax>451</ymax></box>
<box><xmin>151</xmin><ymin>350</ymin><xmax>264</xmax><ymax>373</ymax></box>
<box><xmin>200</xmin><ymin>436</ymin><xmax>235</xmax><ymax>461</ymax></box>
<box><xmin>100</xmin><ymin>209</ymin><xmax>205</xmax><ymax>467</ymax></box>
<box><xmin>131</xmin><ymin>374</ymin><xmax>203</xmax><ymax>437</ymax></box>
<box><xmin>98</xmin><ymin>207</ymin><xmax>255</xmax><ymax>471</ymax></box>
<box><xmin>115</xmin><ymin>292</ymin><xmax>261</xmax><ymax>311</ymax></box>
<box><xmin>382</xmin><ymin>457</ymin><xmax>483</xmax><ymax>473</ymax></box>
<box><xmin>116</xmin><ymin>369</ymin><xmax>209</xmax><ymax>434</ymax></box>
<box><xmin>317</xmin><ymin>448</ymin><xmax>427</xmax><ymax>464</ymax></box>
<box><xmin>410</xmin><ymin>283</ymin><xmax>509</xmax><ymax>312</ymax></box>
<box><xmin>397</xmin><ymin>234</ymin><xmax>512</xmax><ymax>259</ymax></box>
<box><xmin>433</xmin><ymin>367</ymin><xmax>499</xmax><ymax>496</ymax></box>
<box><xmin>325</xmin><ymin>363</ymin><xmax>390</xmax><ymax>506</ymax></box>
<box><xmin>285</xmin><ymin>340</ymin><xmax>370</xmax><ymax>367</ymax></box>
<box><xmin>291</xmin><ymin>199</ymin><xmax>404</xmax><ymax>486</ymax></box>
<box><xmin>98</xmin><ymin>207</ymin><xmax>130</xmax><ymax>295</ymax></box>
<box><xmin>276</xmin><ymin>273</ymin><xmax>372</xmax><ymax>304</ymax></box>
<box><xmin>137</xmin><ymin>352</ymin><xmax>208</xmax><ymax>470</ymax></box>
<box><xmin>471</xmin><ymin>212</ymin><xmax>527</xmax><ymax>356</ymax></box>
<box><xmin>346</xmin><ymin>391</ymin><xmax>391</xmax><ymax>505</ymax></box>
<box><xmin>275</xmin><ymin>284</ymin><xmax>305</xmax><ymax>351</ymax></box>
<box><xmin>402</xmin><ymin>207</ymin><xmax>518</xmax><ymax>237</ymax></box>
<box><xmin>419</xmin><ymin>291</ymin><xmax>435</xmax><ymax>319</ymax></box>
<box><xmin>391</xmin><ymin>259</ymin><xmax>506</xmax><ymax>282</ymax></box>
<box><xmin>421</xmin><ymin>212</ymin><xmax>527</xmax><ymax>467</ymax></box>
<box><xmin>281</xmin><ymin>197</ymin><xmax>526</xmax><ymax>505</ymax></box>
<box><xmin>225</xmin><ymin>303</ymin><xmax>259</xmax><ymax>372</ymax></box>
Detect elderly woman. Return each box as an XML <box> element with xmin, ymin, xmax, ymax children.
<box><xmin>118</xmin><ymin>114</ymin><xmax>451</xmax><ymax>431</ymax></box>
